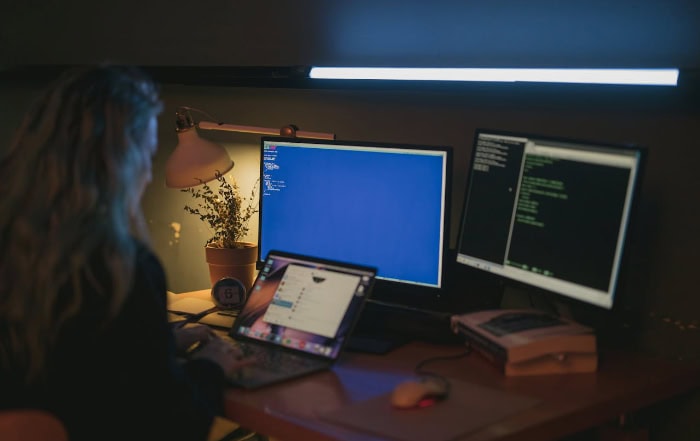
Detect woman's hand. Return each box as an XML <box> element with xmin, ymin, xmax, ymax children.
<box><xmin>173</xmin><ymin>324</ymin><xmax>215</xmax><ymax>355</ymax></box>
<box><xmin>189</xmin><ymin>335</ymin><xmax>255</xmax><ymax>374</ymax></box>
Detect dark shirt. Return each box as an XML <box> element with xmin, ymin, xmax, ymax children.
<box><xmin>0</xmin><ymin>242</ymin><xmax>225</xmax><ymax>441</ymax></box>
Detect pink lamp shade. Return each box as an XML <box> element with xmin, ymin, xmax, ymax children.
<box><xmin>165</xmin><ymin>127</ymin><xmax>234</xmax><ymax>188</ymax></box>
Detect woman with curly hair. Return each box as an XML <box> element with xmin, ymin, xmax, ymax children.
<box><xmin>0</xmin><ymin>64</ymin><xmax>247</xmax><ymax>441</ymax></box>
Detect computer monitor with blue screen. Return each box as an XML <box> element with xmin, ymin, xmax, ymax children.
<box><xmin>259</xmin><ymin>137</ymin><xmax>452</xmax><ymax>313</ymax></box>
<box><xmin>456</xmin><ymin>130</ymin><xmax>645</xmax><ymax>312</ymax></box>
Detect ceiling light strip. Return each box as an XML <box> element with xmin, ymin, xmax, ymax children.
<box><xmin>309</xmin><ymin>67</ymin><xmax>679</xmax><ymax>86</ymax></box>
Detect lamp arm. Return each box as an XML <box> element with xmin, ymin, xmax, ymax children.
<box><xmin>198</xmin><ymin>120</ymin><xmax>281</xmax><ymax>136</ymax></box>
<box><xmin>198</xmin><ymin>120</ymin><xmax>335</xmax><ymax>140</ymax></box>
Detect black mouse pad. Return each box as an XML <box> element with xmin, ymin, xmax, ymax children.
<box><xmin>319</xmin><ymin>379</ymin><xmax>540</xmax><ymax>441</ymax></box>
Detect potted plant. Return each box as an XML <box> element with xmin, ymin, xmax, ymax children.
<box><xmin>182</xmin><ymin>171</ymin><xmax>260</xmax><ymax>291</ymax></box>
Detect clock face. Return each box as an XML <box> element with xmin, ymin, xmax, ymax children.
<box><xmin>211</xmin><ymin>277</ymin><xmax>247</xmax><ymax>310</ymax></box>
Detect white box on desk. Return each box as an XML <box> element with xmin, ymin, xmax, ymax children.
<box><xmin>450</xmin><ymin>309</ymin><xmax>597</xmax><ymax>376</ymax></box>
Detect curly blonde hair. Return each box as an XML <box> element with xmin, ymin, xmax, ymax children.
<box><xmin>0</xmin><ymin>65</ymin><xmax>163</xmax><ymax>382</ymax></box>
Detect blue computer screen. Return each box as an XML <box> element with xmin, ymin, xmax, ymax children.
<box><xmin>260</xmin><ymin>138</ymin><xmax>450</xmax><ymax>289</ymax></box>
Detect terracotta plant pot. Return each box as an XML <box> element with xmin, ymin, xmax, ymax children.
<box><xmin>204</xmin><ymin>242</ymin><xmax>258</xmax><ymax>293</ymax></box>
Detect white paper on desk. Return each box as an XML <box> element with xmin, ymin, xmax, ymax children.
<box><xmin>169</xmin><ymin>297</ymin><xmax>216</xmax><ymax>314</ymax></box>
<box><xmin>168</xmin><ymin>297</ymin><xmax>214</xmax><ymax>324</ymax></box>
<box><xmin>168</xmin><ymin>297</ymin><xmax>237</xmax><ymax>329</ymax></box>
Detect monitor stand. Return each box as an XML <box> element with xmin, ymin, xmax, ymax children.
<box><xmin>345</xmin><ymin>299</ymin><xmax>458</xmax><ymax>354</ymax></box>
<box><xmin>500</xmin><ymin>284</ymin><xmax>572</xmax><ymax>319</ymax></box>
<box><xmin>345</xmin><ymin>332</ymin><xmax>411</xmax><ymax>355</ymax></box>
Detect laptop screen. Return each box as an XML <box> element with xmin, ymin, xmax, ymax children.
<box><xmin>230</xmin><ymin>251</ymin><xmax>376</xmax><ymax>360</ymax></box>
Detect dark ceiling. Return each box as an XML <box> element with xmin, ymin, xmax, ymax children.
<box><xmin>2</xmin><ymin>1</ymin><xmax>699</xmax><ymax>69</ymax></box>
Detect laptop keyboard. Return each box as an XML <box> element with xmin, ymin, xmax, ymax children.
<box><xmin>238</xmin><ymin>342</ymin><xmax>326</xmax><ymax>373</ymax></box>
<box><xmin>221</xmin><ymin>334</ymin><xmax>327</xmax><ymax>373</ymax></box>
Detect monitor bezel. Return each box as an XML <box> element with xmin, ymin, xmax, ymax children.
<box><xmin>258</xmin><ymin>136</ymin><xmax>453</xmax><ymax>311</ymax></box>
<box><xmin>455</xmin><ymin>128</ymin><xmax>647</xmax><ymax>312</ymax></box>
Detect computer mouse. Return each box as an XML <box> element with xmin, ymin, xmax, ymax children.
<box><xmin>390</xmin><ymin>377</ymin><xmax>449</xmax><ymax>409</ymax></box>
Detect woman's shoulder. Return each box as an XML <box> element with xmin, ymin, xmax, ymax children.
<box><xmin>131</xmin><ymin>240</ymin><xmax>167</xmax><ymax>293</ymax></box>
<box><xmin>133</xmin><ymin>240</ymin><xmax>163</xmax><ymax>265</ymax></box>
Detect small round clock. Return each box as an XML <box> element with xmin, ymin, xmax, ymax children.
<box><xmin>211</xmin><ymin>277</ymin><xmax>247</xmax><ymax>311</ymax></box>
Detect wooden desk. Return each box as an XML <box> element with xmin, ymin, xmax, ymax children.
<box><xmin>220</xmin><ymin>341</ymin><xmax>699</xmax><ymax>441</ymax></box>
<box><xmin>169</xmin><ymin>291</ymin><xmax>700</xmax><ymax>441</ymax></box>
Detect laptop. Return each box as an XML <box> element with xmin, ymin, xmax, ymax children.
<box><xmin>225</xmin><ymin>250</ymin><xmax>377</xmax><ymax>389</ymax></box>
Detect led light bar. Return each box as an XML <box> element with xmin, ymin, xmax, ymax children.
<box><xmin>309</xmin><ymin>67</ymin><xmax>679</xmax><ymax>86</ymax></box>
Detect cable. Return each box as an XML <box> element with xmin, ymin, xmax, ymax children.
<box><xmin>413</xmin><ymin>345</ymin><xmax>473</xmax><ymax>395</ymax></box>
<box><xmin>170</xmin><ymin>306</ymin><xmax>221</xmax><ymax>329</ymax></box>
<box><xmin>414</xmin><ymin>345</ymin><xmax>472</xmax><ymax>374</ymax></box>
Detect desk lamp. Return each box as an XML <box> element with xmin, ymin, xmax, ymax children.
<box><xmin>165</xmin><ymin>106</ymin><xmax>336</xmax><ymax>188</ymax></box>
